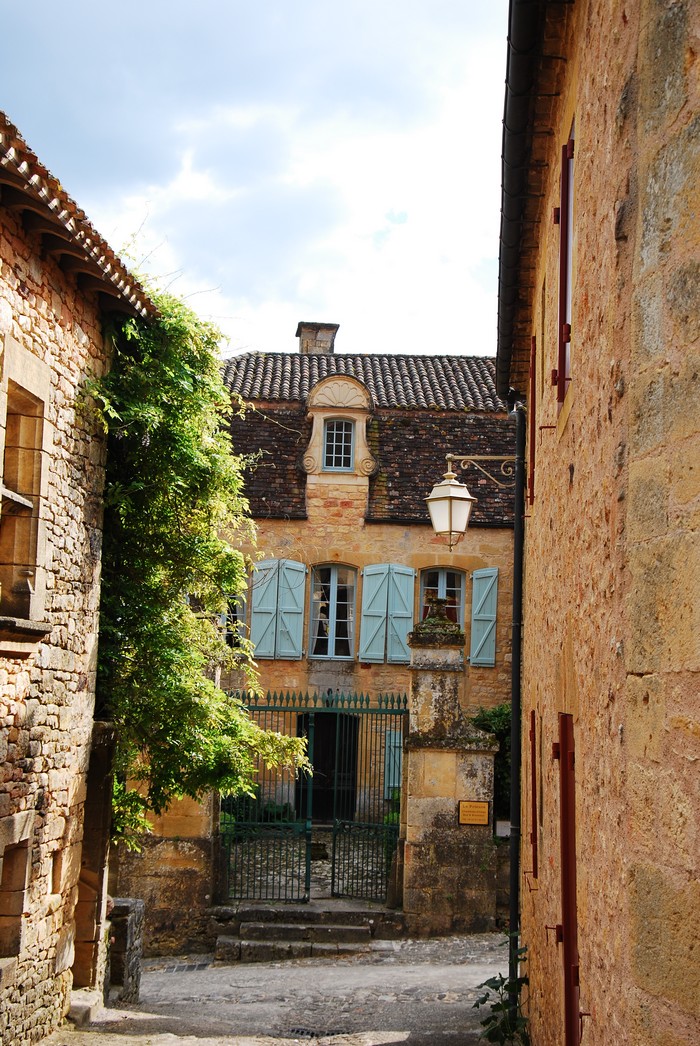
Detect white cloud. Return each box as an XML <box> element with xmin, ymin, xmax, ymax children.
<box><xmin>64</xmin><ymin>2</ymin><xmax>509</xmax><ymax>359</ymax></box>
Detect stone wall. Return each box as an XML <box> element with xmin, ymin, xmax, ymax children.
<box><xmin>109</xmin><ymin>897</ymin><xmax>145</xmax><ymax>1002</ymax></box>
<box><xmin>113</xmin><ymin>795</ymin><xmax>216</xmax><ymax>956</ymax></box>
<box><xmin>402</xmin><ymin>632</ymin><xmax>499</xmax><ymax>935</ymax></box>
<box><xmin>0</xmin><ymin>202</ymin><xmax>110</xmax><ymax>1043</ymax></box>
<box><xmin>517</xmin><ymin>2</ymin><xmax>700</xmax><ymax>1044</ymax></box>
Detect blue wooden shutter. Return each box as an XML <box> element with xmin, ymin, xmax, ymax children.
<box><xmin>387</xmin><ymin>566</ymin><xmax>415</xmax><ymax>663</ymax></box>
<box><xmin>276</xmin><ymin>559</ymin><xmax>305</xmax><ymax>659</ymax></box>
<box><xmin>359</xmin><ymin>564</ymin><xmax>389</xmax><ymax>662</ymax></box>
<box><xmin>249</xmin><ymin>559</ymin><xmax>279</xmax><ymax>658</ymax></box>
<box><xmin>470</xmin><ymin>567</ymin><xmax>499</xmax><ymax>666</ymax></box>
<box><xmin>384</xmin><ymin>729</ymin><xmax>403</xmax><ymax>799</ymax></box>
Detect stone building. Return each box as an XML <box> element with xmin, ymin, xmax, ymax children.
<box><xmin>496</xmin><ymin>2</ymin><xmax>699</xmax><ymax>1045</ymax></box>
<box><xmin>116</xmin><ymin>322</ymin><xmax>516</xmax><ymax>950</ymax></box>
<box><xmin>0</xmin><ymin>113</ymin><xmax>154</xmax><ymax>1044</ymax></box>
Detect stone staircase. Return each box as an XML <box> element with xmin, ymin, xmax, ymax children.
<box><xmin>210</xmin><ymin>903</ymin><xmax>407</xmax><ymax>963</ymax></box>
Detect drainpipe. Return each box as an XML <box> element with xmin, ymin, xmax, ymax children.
<box><xmin>509</xmin><ymin>400</ymin><xmax>526</xmax><ymax>1018</ymax></box>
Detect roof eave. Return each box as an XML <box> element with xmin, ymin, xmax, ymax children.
<box><xmin>496</xmin><ymin>0</ymin><xmax>573</xmax><ymax>399</ymax></box>
<box><xmin>0</xmin><ymin>112</ymin><xmax>156</xmax><ymax>320</ymax></box>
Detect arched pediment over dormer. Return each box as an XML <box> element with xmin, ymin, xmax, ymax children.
<box><xmin>303</xmin><ymin>375</ymin><xmax>376</xmax><ymax>476</ymax></box>
<box><xmin>306</xmin><ymin>375</ymin><xmax>373</xmax><ymax>412</ymax></box>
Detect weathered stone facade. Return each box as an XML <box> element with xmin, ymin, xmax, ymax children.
<box><xmin>401</xmin><ymin>611</ymin><xmax>499</xmax><ymax>935</ymax></box>
<box><xmin>0</xmin><ymin>114</ymin><xmax>153</xmax><ymax>1044</ymax></box>
<box><xmin>117</xmin><ymin>328</ymin><xmax>515</xmax><ymax>953</ymax></box>
<box><xmin>496</xmin><ymin>3</ymin><xmax>699</xmax><ymax>1044</ymax></box>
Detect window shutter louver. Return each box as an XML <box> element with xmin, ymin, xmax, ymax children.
<box><xmin>387</xmin><ymin>566</ymin><xmax>415</xmax><ymax>663</ymax></box>
<box><xmin>276</xmin><ymin>560</ymin><xmax>306</xmax><ymax>659</ymax></box>
<box><xmin>469</xmin><ymin>567</ymin><xmax>499</xmax><ymax>666</ymax></box>
<box><xmin>359</xmin><ymin>564</ymin><xmax>390</xmax><ymax>663</ymax></box>
<box><xmin>249</xmin><ymin>559</ymin><xmax>279</xmax><ymax>658</ymax></box>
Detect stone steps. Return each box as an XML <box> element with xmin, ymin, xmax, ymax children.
<box><xmin>210</xmin><ymin>903</ymin><xmax>406</xmax><ymax>964</ymax></box>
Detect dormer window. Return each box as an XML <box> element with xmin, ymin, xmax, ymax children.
<box><xmin>323</xmin><ymin>419</ymin><xmax>354</xmax><ymax>472</ymax></box>
<box><xmin>302</xmin><ymin>375</ymin><xmax>376</xmax><ymax>478</ymax></box>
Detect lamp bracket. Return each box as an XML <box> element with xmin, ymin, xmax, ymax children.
<box><xmin>446</xmin><ymin>453</ymin><xmax>516</xmax><ymax>489</ymax></box>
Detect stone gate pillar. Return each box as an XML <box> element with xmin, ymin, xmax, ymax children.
<box><xmin>401</xmin><ymin>600</ymin><xmax>499</xmax><ymax>935</ymax></box>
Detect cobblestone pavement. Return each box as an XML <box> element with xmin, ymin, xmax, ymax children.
<box><xmin>44</xmin><ymin>934</ymin><xmax>508</xmax><ymax>1046</ymax></box>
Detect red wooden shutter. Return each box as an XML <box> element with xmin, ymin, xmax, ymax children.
<box><xmin>557</xmin><ymin>137</ymin><xmax>574</xmax><ymax>404</ymax></box>
<box><xmin>528</xmin><ymin>336</ymin><xmax>536</xmax><ymax>504</ymax></box>
<box><xmin>529</xmin><ymin>710</ymin><xmax>538</xmax><ymax>878</ymax></box>
<box><xmin>557</xmin><ymin>713</ymin><xmax>581</xmax><ymax>1045</ymax></box>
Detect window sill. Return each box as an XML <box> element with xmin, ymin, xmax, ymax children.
<box><xmin>0</xmin><ymin>615</ymin><xmax>51</xmax><ymax>658</ymax></box>
<box><xmin>308</xmin><ymin>655</ymin><xmax>355</xmax><ymax>662</ymax></box>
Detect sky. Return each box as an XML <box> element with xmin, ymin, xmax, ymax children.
<box><xmin>2</xmin><ymin>1</ymin><xmax>509</xmax><ymax>359</ymax></box>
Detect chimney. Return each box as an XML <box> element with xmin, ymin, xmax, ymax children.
<box><xmin>296</xmin><ymin>321</ymin><xmax>339</xmax><ymax>355</ymax></box>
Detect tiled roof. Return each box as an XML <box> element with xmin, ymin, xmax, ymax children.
<box><xmin>0</xmin><ymin>112</ymin><xmax>155</xmax><ymax>318</ymax></box>
<box><xmin>223</xmin><ymin>353</ymin><xmax>505</xmax><ymax>412</ymax></box>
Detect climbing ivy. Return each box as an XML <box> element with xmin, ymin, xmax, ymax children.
<box><xmin>89</xmin><ymin>291</ymin><xmax>308</xmax><ymax>844</ymax></box>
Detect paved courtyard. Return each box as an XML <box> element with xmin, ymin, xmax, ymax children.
<box><xmin>44</xmin><ymin>934</ymin><xmax>508</xmax><ymax>1046</ymax></box>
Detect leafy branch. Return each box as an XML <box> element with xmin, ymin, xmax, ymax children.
<box><xmin>473</xmin><ymin>940</ymin><xmax>530</xmax><ymax>1045</ymax></box>
<box><xmin>89</xmin><ymin>290</ymin><xmax>309</xmax><ymax>843</ymax></box>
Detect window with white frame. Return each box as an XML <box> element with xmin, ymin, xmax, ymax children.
<box><xmin>310</xmin><ymin>565</ymin><xmax>356</xmax><ymax>658</ymax></box>
<box><xmin>420</xmin><ymin>569</ymin><xmax>465</xmax><ymax>627</ymax></box>
<box><xmin>220</xmin><ymin>592</ymin><xmax>247</xmax><ymax>649</ymax></box>
<box><xmin>323</xmin><ymin>419</ymin><xmax>354</xmax><ymax>471</ymax></box>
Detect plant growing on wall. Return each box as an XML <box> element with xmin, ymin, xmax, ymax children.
<box><xmin>473</xmin><ymin>940</ymin><xmax>530</xmax><ymax>1044</ymax></box>
<box><xmin>89</xmin><ymin>291</ymin><xmax>308</xmax><ymax>844</ymax></box>
<box><xmin>471</xmin><ymin>703</ymin><xmax>511</xmax><ymax>822</ymax></box>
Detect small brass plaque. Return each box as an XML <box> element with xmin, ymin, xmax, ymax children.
<box><xmin>459</xmin><ymin>800</ymin><xmax>489</xmax><ymax>826</ymax></box>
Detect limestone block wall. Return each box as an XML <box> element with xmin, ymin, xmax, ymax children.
<box><xmin>113</xmin><ymin>795</ymin><xmax>216</xmax><ymax>956</ymax></box>
<box><xmin>0</xmin><ymin>205</ymin><xmax>109</xmax><ymax>1044</ymax></box>
<box><xmin>518</xmin><ymin>2</ymin><xmax>700</xmax><ymax>1044</ymax></box>
<box><xmin>403</xmin><ymin>739</ymin><xmax>497</xmax><ymax>935</ymax></box>
<box><xmin>402</xmin><ymin>635</ymin><xmax>499</xmax><ymax>935</ymax></box>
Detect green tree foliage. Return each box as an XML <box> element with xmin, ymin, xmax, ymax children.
<box><xmin>89</xmin><ymin>292</ymin><xmax>308</xmax><ymax>843</ymax></box>
<box><xmin>471</xmin><ymin>703</ymin><xmax>511</xmax><ymax>822</ymax></box>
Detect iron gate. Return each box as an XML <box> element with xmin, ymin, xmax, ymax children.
<box><xmin>219</xmin><ymin>690</ymin><xmax>408</xmax><ymax>903</ymax></box>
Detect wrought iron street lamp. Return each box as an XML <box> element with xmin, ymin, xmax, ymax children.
<box><xmin>426</xmin><ymin>452</ymin><xmax>516</xmax><ymax>549</ymax></box>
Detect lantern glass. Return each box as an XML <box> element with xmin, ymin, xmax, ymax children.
<box><xmin>426</xmin><ymin>471</ymin><xmax>476</xmax><ymax>548</ymax></box>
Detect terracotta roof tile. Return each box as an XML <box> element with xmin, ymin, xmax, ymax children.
<box><xmin>222</xmin><ymin>352</ymin><xmax>505</xmax><ymax>412</ymax></box>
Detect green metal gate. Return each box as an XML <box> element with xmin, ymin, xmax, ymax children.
<box><xmin>219</xmin><ymin>690</ymin><xmax>408</xmax><ymax>903</ymax></box>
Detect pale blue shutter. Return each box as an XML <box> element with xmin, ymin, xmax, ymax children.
<box><xmin>387</xmin><ymin>566</ymin><xmax>415</xmax><ymax>663</ymax></box>
<box><xmin>470</xmin><ymin>567</ymin><xmax>499</xmax><ymax>666</ymax></box>
<box><xmin>359</xmin><ymin>564</ymin><xmax>389</xmax><ymax>663</ymax></box>
<box><xmin>276</xmin><ymin>560</ymin><xmax>305</xmax><ymax>659</ymax></box>
<box><xmin>249</xmin><ymin>560</ymin><xmax>279</xmax><ymax>658</ymax></box>
<box><xmin>384</xmin><ymin>729</ymin><xmax>403</xmax><ymax>798</ymax></box>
